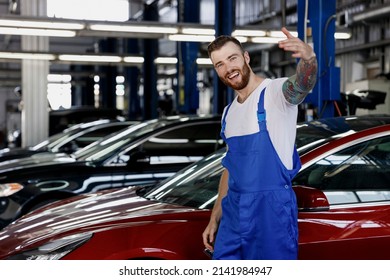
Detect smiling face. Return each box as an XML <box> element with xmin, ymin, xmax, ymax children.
<box><xmin>210</xmin><ymin>41</ymin><xmax>252</xmax><ymax>91</ymax></box>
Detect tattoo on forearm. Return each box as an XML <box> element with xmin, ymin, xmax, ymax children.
<box><xmin>283</xmin><ymin>57</ymin><xmax>318</xmax><ymax>105</ymax></box>
<box><xmin>296</xmin><ymin>57</ymin><xmax>317</xmax><ymax>92</ymax></box>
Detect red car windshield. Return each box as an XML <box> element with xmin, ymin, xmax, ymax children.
<box><xmin>144</xmin><ymin>149</ymin><xmax>225</xmax><ymax>209</ymax></box>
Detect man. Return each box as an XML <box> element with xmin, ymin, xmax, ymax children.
<box><xmin>202</xmin><ymin>27</ymin><xmax>317</xmax><ymax>260</ymax></box>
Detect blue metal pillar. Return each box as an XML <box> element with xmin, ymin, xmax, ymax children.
<box><xmin>142</xmin><ymin>2</ymin><xmax>159</xmax><ymax>120</ymax></box>
<box><xmin>125</xmin><ymin>38</ymin><xmax>142</xmax><ymax>120</ymax></box>
<box><xmin>99</xmin><ymin>38</ymin><xmax>117</xmax><ymax>109</ymax></box>
<box><xmin>212</xmin><ymin>0</ymin><xmax>235</xmax><ymax>115</ymax></box>
<box><xmin>176</xmin><ymin>0</ymin><xmax>200</xmax><ymax>114</ymax></box>
<box><xmin>70</xmin><ymin>64</ymin><xmax>94</xmax><ymax>107</ymax></box>
<box><xmin>298</xmin><ymin>0</ymin><xmax>340</xmax><ymax>118</ymax></box>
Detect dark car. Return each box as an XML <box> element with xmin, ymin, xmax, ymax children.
<box><xmin>6</xmin><ymin>107</ymin><xmax>125</xmax><ymax>148</ymax></box>
<box><xmin>0</xmin><ymin>119</ymin><xmax>136</xmax><ymax>163</ymax></box>
<box><xmin>0</xmin><ymin>115</ymin><xmax>224</xmax><ymax>230</ymax></box>
<box><xmin>0</xmin><ymin>115</ymin><xmax>389</xmax><ymax>260</ymax></box>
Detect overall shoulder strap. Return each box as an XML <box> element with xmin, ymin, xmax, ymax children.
<box><xmin>220</xmin><ymin>102</ymin><xmax>233</xmax><ymax>140</ymax></box>
<box><xmin>257</xmin><ymin>87</ymin><xmax>267</xmax><ymax>131</ymax></box>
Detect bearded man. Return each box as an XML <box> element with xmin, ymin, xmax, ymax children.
<box><xmin>202</xmin><ymin>27</ymin><xmax>318</xmax><ymax>260</ymax></box>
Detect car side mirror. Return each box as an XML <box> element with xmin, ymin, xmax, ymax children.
<box><xmin>293</xmin><ymin>185</ymin><xmax>330</xmax><ymax>212</ymax></box>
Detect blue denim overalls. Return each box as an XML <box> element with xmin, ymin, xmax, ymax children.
<box><xmin>213</xmin><ymin>88</ymin><xmax>301</xmax><ymax>260</ymax></box>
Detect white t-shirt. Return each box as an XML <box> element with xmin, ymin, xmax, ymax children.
<box><xmin>222</xmin><ymin>78</ymin><xmax>298</xmax><ymax>170</ymax></box>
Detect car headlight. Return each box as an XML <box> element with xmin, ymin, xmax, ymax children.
<box><xmin>7</xmin><ymin>232</ymin><xmax>92</xmax><ymax>260</ymax></box>
<box><xmin>0</xmin><ymin>183</ymin><xmax>23</xmax><ymax>197</ymax></box>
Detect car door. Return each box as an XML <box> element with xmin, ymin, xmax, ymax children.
<box><xmin>293</xmin><ymin>133</ymin><xmax>390</xmax><ymax>259</ymax></box>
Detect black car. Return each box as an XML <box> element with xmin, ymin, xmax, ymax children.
<box><xmin>0</xmin><ymin>119</ymin><xmax>136</xmax><ymax>163</ymax></box>
<box><xmin>0</xmin><ymin>115</ymin><xmax>224</xmax><ymax>229</ymax></box>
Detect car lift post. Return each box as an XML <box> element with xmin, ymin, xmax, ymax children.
<box><xmin>297</xmin><ymin>0</ymin><xmax>341</xmax><ymax>118</ymax></box>
<box><xmin>212</xmin><ymin>0</ymin><xmax>235</xmax><ymax>115</ymax></box>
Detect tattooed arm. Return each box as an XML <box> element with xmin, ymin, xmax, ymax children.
<box><xmin>278</xmin><ymin>27</ymin><xmax>318</xmax><ymax>105</ymax></box>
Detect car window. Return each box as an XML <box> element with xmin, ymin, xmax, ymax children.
<box><xmin>143</xmin><ymin>122</ymin><xmax>222</xmax><ymax>162</ymax></box>
<box><xmin>69</xmin><ymin>124</ymin><xmax>129</xmax><ymax>149</ymax></box>
<box><xmin>293</xmin><ymin>135</ymin><xmax>390</xmax><ymax>205</ymax></box>
<box><xmin>74</xmin><ymin>121</ymin><xmax>161</xmax><ymax>161</ymax></box>
<box><xmin>110</xmin><ymin>122</ymin><xmax>223</xmax><ymax>166</ymax></box>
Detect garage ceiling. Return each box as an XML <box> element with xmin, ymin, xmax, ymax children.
<box><xmin>0</xmin><ymin>0</ymin><xmax>185</xmax><ymax>90</ymax></box>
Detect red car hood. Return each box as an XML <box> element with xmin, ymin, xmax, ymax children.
<box><xmin>0</xmin><ymin>187</ymin><xmax>200</xmax><ymax>258</ymax></box>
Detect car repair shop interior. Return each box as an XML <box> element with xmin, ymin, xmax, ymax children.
<box><xmin>0</xmin><ymin>0</ymin><xmax>389</xmax><ymax>148</ymax></box>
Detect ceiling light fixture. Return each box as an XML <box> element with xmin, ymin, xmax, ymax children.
<box><xmin>0</xmin><ymin>19</ymin><xmax>85</xmax><ymax>30</ymax></box>
<box><xmin>267</xmin><ymin>30</ymin><xmax>299</xmax><ymax>37</ymax></box>
<box><xmin>250</xmin><ymin>37</ymin><xmax>284</xmax><ymax>44</ymax></box>
<box><xmin>232</xmin><ymin>29</ymin><xmax>267</xmax><ymax>37</ymax></box>
<box><xmin>196</xmin><ymin>58</ymin><xmax>212</xmax><ymax>65</ymax></box>
<box><xmin>123</xmin><ymin>56</ymin><xmax>144</xmax><ymax>64</ymax></box>
<box><xmin>181</xmin><ymin>27</ymin><xmax>215</xmax><ymax>35</ymax></box>
<box><xmin>154</xmin><ymin>57</ymin><xmax>178</xmax><ymax>64</ymax></box>
<box><xmin>235</xmin><ymin>36</ymin><xmax>249</xmax><ymax>43</ymax></box>
<box><xmin>0</xmin><ymin>27</ymin><xmax>76</xmax><ymax>37</ymax></box>
<box><xmin>58</xmin><ymin>54</ymin><xmax>122</xmax><ymax>63</ymax></box>
<box><xmin>0</xmin><ymin>52</ymin><xmax>56</xmax><ymax>60</ymax></box>
<box><xmin>89</xmin><ymin>24</ymin><xmax>178</xmax><ymax>34</ymax></box>
<box><xmin>168</xmin><ymin>34</ymin><xmax>215</xmax><ymax>42</ymax></box>
<box><xmin>334</xmin><ymin>32</ymin><xmax>351</xmax><ymax>39</ymax></box>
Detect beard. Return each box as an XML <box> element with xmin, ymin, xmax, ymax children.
<box><xmin>220</xmin><ymin>62</ymin><xmax>251</xmax><ymax>91</ymax></box>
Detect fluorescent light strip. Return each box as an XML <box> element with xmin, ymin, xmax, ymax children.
<box><xmin>251</xmin><ymin>37</ymin><xmax>282</xmax><ymax>44</ymax></box>
<box><xmin>58</xmin><ymin>54</ymin><xmax>122</xmax><ymax>63</ymax></box>
<box><xmin>0</xmin><ymin>19</ymin><xmax>85</xmax><ymax>30</ymax></box>
<box><xmin>196</xmin><ymin>58</ymin><xmax>212</xmax><ymax>65</ymax></box>
<box><xmin>267</xmin><ymin>30</ymin><xmax>298</xmax><ymax>37</ymax></box>
<box><xmin>334</xmin><ymin>32</ymin><xmax>351</xmax><ymax>39</ymax></box>
<box><xmin>0</xmin><ymin>52</ymin><xmax>56</xmax><ymax>60</ymax></box>
<box><xmin>235</xmin><ymin>36</ymin><xmax>248</xmax><ymax>43</ymax></box>
<box><xmin>0</xmin><ymin>27</ymin><xmax>76</xmax><ymax>37</ymax></box>
<box><xmin>123</xmin><ymin>56</ymin><xmax>144</xmax><ymax>63</ymax></box>
<box><xmin>154</xmin><ymin>57</ymin><xmax>178</xmax><ymax>64</ymax></box>
<box><xmin>232</xmin><ymin>29</ymin><xmax>267</xmax><ymax>37</ymax></box>
<box><xmin>0</xmin><ymin>52</ymin><xmax>145</xmax><ymax>64</ymax></box>
<box><xmin>48</xmin><ymin>74</ymin><xmax>72</xmax><ymax>83</ymax></box>
<box><xmin>168</xmin><ymin>34</ymin><xmax>215</xmax><ymax>42</ymax></box>
<box><xmin>90</xmin><ymin>24</ymin><xmax>178</xmax><ymax>34</ymax></box>
<box><xmin>181</xmin><ymin>27</ymin><xmax>215</xmax><ymax>35</ymax></box>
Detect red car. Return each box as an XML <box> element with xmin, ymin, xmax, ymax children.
<box><xmin>0</xmin><ymin>115</ymin><xmax>390</xmax><ymax>260</ymax></box>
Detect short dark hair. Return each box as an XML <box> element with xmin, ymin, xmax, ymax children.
<box><xmin>207</xmin><ymin>35</ymin><xmax>245</xmax><ymax>58</ymax></box>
